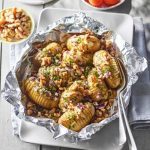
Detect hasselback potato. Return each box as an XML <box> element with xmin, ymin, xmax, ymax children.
<box><xmin>34</xmin><ymin>42</ymin><xmax>62</xmax><ymax>66</ymax></box>
<box><xmin>87</xmin><ymin>68</ymin><xmax>108</xmax><ymax>101</ymax></box>
<box><xmin>67</xmin><ymin>34</ymin><xmax>100</xmax><ymax>53</ymax></box>
<box><xmin>58</xmin><ymin>102</ymin><xmax>95</xmax><ymax>131</ymax></box>
<box><xmin>62</xmin><ymin>49</ymin><xmax>93</xmax><ymax>66</ymax></box>
<box><xmin>24</xmin><ymin>78</ymin><xmax>59</xmax><ymax>109</ymax></box>
<box><xmin>59</xmin><ymin>81</ymin><xmax>87</xmax><ymax>111</ymax></box>
<box><xmin>93</xmin><ymin>50</ymin><xmax>121</xmax><ymax>88</ymax></box>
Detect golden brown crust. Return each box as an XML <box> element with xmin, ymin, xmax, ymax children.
<box><xmin>24</xmin><ymin>78</ymin><xmax>59</xmax><ymax>109</ymax></box>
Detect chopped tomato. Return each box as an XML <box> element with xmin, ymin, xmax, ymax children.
<box><xmin>88</xmin><ymin>0</ymin><xmax>103</xmax><ymax>7</ymax></box>
<box><xmin>104</xmin><ymin>0</ymin><xmax>119</xmax><ymax>5</ymax></box>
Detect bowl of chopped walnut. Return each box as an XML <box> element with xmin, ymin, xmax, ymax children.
<box><xmin>0</xmin><ymin>7</ymin><xmax>35</xmax><ymax>44</ymax></box>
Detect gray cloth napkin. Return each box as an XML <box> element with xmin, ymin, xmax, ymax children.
<box><xmin>128</xmin><ymin>18</ymin><xmax>150</xmax><ymax>129</ymax></box>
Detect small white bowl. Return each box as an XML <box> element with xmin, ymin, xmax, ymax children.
<box><xmin>0</xmin><ymin>8</ymin><xmax>35</xmax><ymax>44</ymax></box>
<box><xmin>81</xmin><ymin>0</ymin><xmax>125</xmax><ymax>11</ymax></box>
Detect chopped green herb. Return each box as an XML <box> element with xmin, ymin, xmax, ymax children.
<box><xmin>63</xmin><ymin>97</ymin><xmax>68</xmax><ymax>102</ymax></box>
<box><xmin>53</xmin><ymin>75</ymin><xmax>60</xmax><ymax>80</ymax></box>
<box><xmin>67</xmin><ymin>113</ymin><xmax>76</xmax><ymax>120</ymax></box>
<box><xmin>84</xmin><ymin>66</ymin><xmax>91</xmax><ymax>77</ymax></box>
<box><xmin>101</xmin><ymin>66</ymin><xmax>111</xmax><ymax>75</ymax></box>
<box><xmin>94</xmin><ymin>71</ymin><xmax>99</xmax><ymax>78</ymax></box>
<box><xmin>77</xmin><ymin>37</ymin><xmax>82</xmax><ymax>44</ymax></box>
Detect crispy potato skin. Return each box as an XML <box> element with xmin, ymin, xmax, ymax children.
<box><xmin>24</xmin><ymin>78</ymin><xmax>58</xmax><ymax>109</ymax></box>
<box><xmin>67</xmin><ymin>34</ymin><xmax>100</xmax><ymax>53</ymax></box>
<box><xmin>87</xmin><ymin>68</ymin><xmax>108</xmax><ymax>101</ymax></box>
<box><xmin>93</xmin><ymin>50</ymin><xmax>121</xmax><ymax>88</ymax></box>
<box><xmin>58</xmin><ymin>102</ymin><xmax>95</xmax><ymax>131</ymax></box>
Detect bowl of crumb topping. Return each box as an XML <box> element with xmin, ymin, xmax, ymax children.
<box><xmin>0</xmin><ymin>7</ymin><xmax>35</xmax><ymax>44</ymax></box>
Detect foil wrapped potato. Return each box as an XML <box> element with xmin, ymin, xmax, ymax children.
<box><xmin>58</xmin><ymin>102</ymin><xmax>95</xmax><ymax>131</ymax></box>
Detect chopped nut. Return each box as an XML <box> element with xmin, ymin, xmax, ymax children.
<box><xmin>27</xmin><ymin>109</ymin><xmax>33</xmax><ymax>116</ymax></box>
<box><xmin>0</xmin><ymin>8</ymin><xmax>32</xmax><ymax>42</ymax></box>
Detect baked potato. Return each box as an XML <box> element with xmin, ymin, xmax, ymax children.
<box><xmin>24</xmin><ymin>78</ymin><xmax>59</xmax><ymax>109</ymax></box>
<box><xmin>58</xmin><ymin>102</ymin><xmax>95</xmax><ymax>131</ymax></box>
<box><xmin>93</xmin><ymin>50</ymin><xmax>121</xmax><ymax>88</ymax></box>
<box><xmin>67</xmin><ymin>34</ymin><xmax>100</xmax><ymax>53</ymax></box>
<box><xmin>38</xmin><ymin>65</ymin><xmax>72</xmax><ymax>87</ymax></box>
<box><xmin>68</xmin><ymin>80</ymin><xmax>87</xmax><ymax>92</ymax></box>
<box><xmin>59</xmin><ymin>80</ymin><xmax>87</xmax><ymax>111</ymax></box>
<box><xmin>62</xmin><ymin>49</ymin><xmax>93</xmax><ymax>66</ymax></box>
<box><xmin>59</xmin><ymin>90</ymin><xmax>83</xmax><ymax>111</ymax></box>
<box><xmin>34</xmin><ymin>42</ymin><xmax>62</xmax><ymax>66</ymax></box>
<box><xmin>87</xmin><ymin>68</ymin><xmax>108</xmax><ymax>101</ymax></box>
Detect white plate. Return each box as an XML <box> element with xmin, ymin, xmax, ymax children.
<box><xmin>16</xmin><ymin>0</ymin><xmax>55</xmax><ymax>5</ymax></box>
<box><xmin>19</xmin><ymin>8</ymin><xmax>133</xmax><ymax>150</ymax></box>
<box><xmin>81</xmin><ymin>0</ymin><xmax>125</xmax><ymax>11</ymax></box>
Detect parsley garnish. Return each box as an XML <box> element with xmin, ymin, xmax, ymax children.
<box><xmin>53</xmin><ymin>75</ymin><xmax>60</xmax><ymax>80</ymax></box>
<box><xmin>94</xmin><ymin>71</ymin><xmax>99</xmax><ymax>78</ymax></box>
<box><xmin>77</xmin><ymin>37</ymin><xmax>82</xmax><ymax>44</ymax></box>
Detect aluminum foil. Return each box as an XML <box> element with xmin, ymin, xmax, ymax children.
<box><xmin>2</xmin><ymin>12</ymin><xmax>147</xmax><ymax>142</ymax></box>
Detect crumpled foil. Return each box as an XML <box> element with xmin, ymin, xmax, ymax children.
<box><xmin>1</xmin><ymin>12</ymin><xmax>147</xmax><ymax>142</ymax></box>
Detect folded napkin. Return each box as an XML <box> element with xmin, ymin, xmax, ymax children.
<box><xmin>128</xmin><ymin>18</ymin><xmax>150</xmax><ymax>129</ymax></box>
